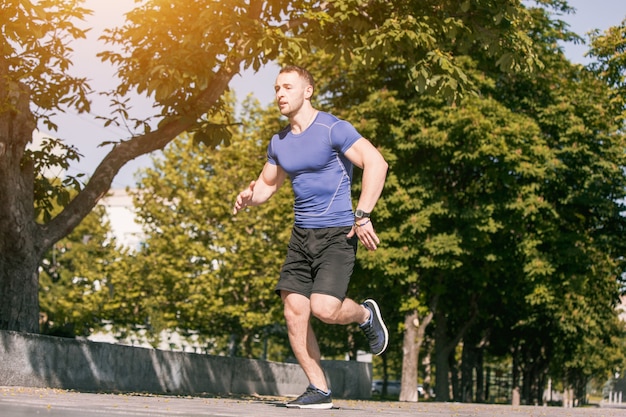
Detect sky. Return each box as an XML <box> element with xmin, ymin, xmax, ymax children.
<box><xmin>42</xmin><ymin>0</ymin><xmax>626</xmax><ymax>188</ymax></box>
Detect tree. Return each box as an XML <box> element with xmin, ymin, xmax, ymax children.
<box><xmin>39</xmin><ymin>202</ymin><xmax>123</xmax><ymax>338</ymax></box>
<box><xmin>588</xmin><ymin>18</ymin><xmax>626</xmax><ymax>125</ymax></box>
<box><xmin>297</xmin><ymin>0</ymin><xmax>626</xmax><ymax>405</ymax></box>
<box><xmin>108</xmin><ymin>98</ymin><xmax>294</xmax><ymax>357</ymax></box>
<box><xmin>489</xmin><ymin>9</ymin><xmax>626</xmax><ymax>405</ymax></box>
<box><xmin>1</xmin><ymin>0</ymin><xmax>543</xmax><ymax>334</ymax></box>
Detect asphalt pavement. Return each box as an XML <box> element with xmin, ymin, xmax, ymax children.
<box><xmin>1</xmin><ymin>386</ymin><xmax>625</xmax><ymax>417</ymax></box>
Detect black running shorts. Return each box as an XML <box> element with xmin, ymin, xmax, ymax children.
<box><xmin>275</xmin><ymin>226</ymin><xmax>358</xmax><ymax>301</ymax></box>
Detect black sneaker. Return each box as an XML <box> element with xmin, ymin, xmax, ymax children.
<box><xmin>286</xmin><ymin>385</ymin><xmax>333</xmax><ymax>409</ymax></box>
<box><xmin>360</xmin><ymin>299</ymin><xmax>389</xmax><ymax>355</ymax></box>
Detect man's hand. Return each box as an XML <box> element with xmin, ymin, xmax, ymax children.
<box><xmin>233</xmin><ymin>180</ymin><xmax>256</xmax><ymax>215</ymax></box>
<box><xmin>348</xmin><ymin>219</ymin><xmax>380</xmax><ymax>251</ymax></box>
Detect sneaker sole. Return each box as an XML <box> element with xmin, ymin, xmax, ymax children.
<box><xmin>364</xmin><ymin>298</ymin><xmax>389</xmax><ymax>355</ymax></box>
<box><xmin>285</xmin><ymin>402</ymin><xmax>334</xmax><ymax>409</ymax></box>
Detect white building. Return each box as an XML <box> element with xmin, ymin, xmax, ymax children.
<box><xmin>98</xmin><ymin>189</ymin><xmax>144</xmax><ymax>251</ymax></box>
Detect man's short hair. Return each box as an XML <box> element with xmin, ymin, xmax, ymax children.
<box><xmin>279</xmin><ymin>65</ymin><xmax>315</xmax><ymax>91</ymax></box>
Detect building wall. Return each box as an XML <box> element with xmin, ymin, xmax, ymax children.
<box><xmin>98</xmin><ymin>189</ymin><xmax>144</xmax><ymax>251</ymax></box>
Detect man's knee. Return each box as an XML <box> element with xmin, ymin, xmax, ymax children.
<box><xmin>310</xmin><ymin>296</ymin><xmax>342</xmax><ymax>323</ymax></box>
<box><xmin>282</xmin><ymin>291</ymin><xmax>311</xmax><ymax>323</ymax></box>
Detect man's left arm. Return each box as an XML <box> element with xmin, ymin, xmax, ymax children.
<box><xmin>344</xmin><ymin>138</ymin><xmax>388</xmax><ymax>250</ymax></box>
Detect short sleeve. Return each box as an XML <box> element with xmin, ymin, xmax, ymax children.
<box><xmin>267</xmin><ymin>135</ymin><xmax>278</xmax><ymax>165</ymax></box>
<box><xmin>330</xmin><ymin>120</ymin><xmax>362</xmax><ymax>154</ymax></box>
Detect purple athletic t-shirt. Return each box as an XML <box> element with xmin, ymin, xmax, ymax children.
<box><xmin>267</xmin><ymin>111</ymin><xmax>362</xmax><ymax>228</ymax></box>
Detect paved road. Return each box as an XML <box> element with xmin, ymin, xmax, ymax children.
<box><xmin>1</xmin><ymin>386</ymin><xmax>625</xmax><ymax>417</ymax></box>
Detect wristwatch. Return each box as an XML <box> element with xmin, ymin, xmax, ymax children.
<box><xmin>354</xmin><ymin>209</ymin><xmax>371</xmax><ymax>219</ymax></box>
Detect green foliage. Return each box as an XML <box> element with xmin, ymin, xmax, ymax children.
<box><xmin>191</xmin><ymin>121</ymin><xmax>240</xmax><ymax>149</ymax></box>
<box><xmin>22</xmin><ymin>135</ymin><xmax>85</xmax><ymax>222</ymax></box>
<box><xmin>103</xmin><ymin>98</ymin><xmax>294</xmax><ymax>358</ymax></box>
<box><xmin>97</xmin><ymin>0</ymin><xmax>297</xmax><ymax>121</ymax></box>
<box><xmin>588</xmin><ymin>19</ymin><xmax>626</xmax><ymax>124</ymax></box>
<box><xmin>297</xmin><ymin>0</ymin><xmax>626</xmax><ymax>403</ymax></box>
<box><xmin>2</xmin><ymin>0</ymin><xmax>89</xmax><ymax>229</ymax></box>
<box><xmin>295</xmin><ymin>0</ymin><xmax>543</xmax><ymax>104</ymax></box>
<box><xmin>95</xmin><ymin>0</ymin><xmax>545</xmax><ymax>128</ymax></box>
<box><xmin>0</xmin><ymin>0</ymin><xmax>92</xmax><ymax>128</ymax></box>
<box><xmin>39</xmin><ymin>203</ymin><xmax>122</xmax><ymax>337</ymax></box>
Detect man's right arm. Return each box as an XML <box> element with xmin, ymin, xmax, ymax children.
<box><xmin>233</xmin><ymin>162</ymin><xmax>286</xmax><ymax>215</ymax></box>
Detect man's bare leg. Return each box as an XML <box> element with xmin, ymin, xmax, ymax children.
<box><xmin>310</xmin><ymin>293</ymin><xmax>369</xmax><ymax>325</ymax></box>
<box><xmin>281</xmin><ymin>291</ymin><xmax>328</xmax><ymax>391</ymax></box>
<box><xmin>310</xmin><ymin>293</ymin><xmax>389</xmax><ymax>356</ymax></box>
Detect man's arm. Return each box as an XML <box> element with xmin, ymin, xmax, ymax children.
<box><xmin>233</xmin><ymin>162</ymin><xmax>287</xmax><ymax>215</ymax></box>
<box><xmin>344</xmin><ymin>137</ymin><xmax>388</xmax><ymax>250</ymax></box>
<box><xmin>344</xmin><ymin>138</ymin><xmax>388</xmax><ymax>214</ymax></box>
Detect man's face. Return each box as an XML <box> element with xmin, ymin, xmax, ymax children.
<box><xmin>274</xmin><ymin>71</ymin><xmax>312</xmax><ymax>117</ymax></box>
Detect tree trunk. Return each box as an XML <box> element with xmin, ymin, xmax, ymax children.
<box><xmin>0</xmin><ymin>72</ymin><xmax>41</xmax><ymax>333</ymax></box>
<box><xmin>433</xmin><ymin>296</ymin><xmax>477</xmax><ymax>402</ymax></box>
<box><xmin>484</xmin><ymin>366</ymin><xmax>491</xmax><ymax>403</ymax></box>
<box><xmin>399</xmin><ymin>309</ymin><xmax>434</xmax><ymax>402</ymax></box>
<box><xmin>0</xmin><ymin>253</ymin><xmax>41</xmax><ymax>333</ymax></box>
<box><xmin>423</xmin><ymin>347</ymin><xmax>434</xmax><ymax>400</ymax></box>
<box><xmin>450</xmin><ymin>350</ymin><xmax>460</xmax><ymax>402</ymax></box>
<box><xmin>400</xmin><ymin>310</ymin><xmax>419</xmax><ymax>402</ymax></box>
<box><xmin>475</xmin><ymin>348</ymin><xmax>484</xmax><ymax>402</ymax></box>
<box><xmin>434</xmin><ymin>310</ymin><xmax>451</xmax><ymax>401</ymax></box>
<box><xmin>461</xmin><ymin>341</ymin><xmax>476</xmax><ymax>402</ymax></box>
<box><xmin>511</xmin><ymin>346</ymin><xmax>521</xmax><ymax>406</ymax></box>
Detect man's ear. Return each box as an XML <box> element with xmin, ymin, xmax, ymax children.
<box><xmin>304</xmin><ymin>84</ymin><xmax>314</xmax><ymax>100</ymax></box>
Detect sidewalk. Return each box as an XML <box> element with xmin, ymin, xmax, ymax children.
<box><xmin>1</xmin><ymin>387</ymin><xmax>625</xmax><ymax>417</ymax></box>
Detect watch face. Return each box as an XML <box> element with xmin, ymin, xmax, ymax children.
<box><xmin>355</xmin><ymin>209</ymin><xmax>370</xmax><ymax>218</ymax></box>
